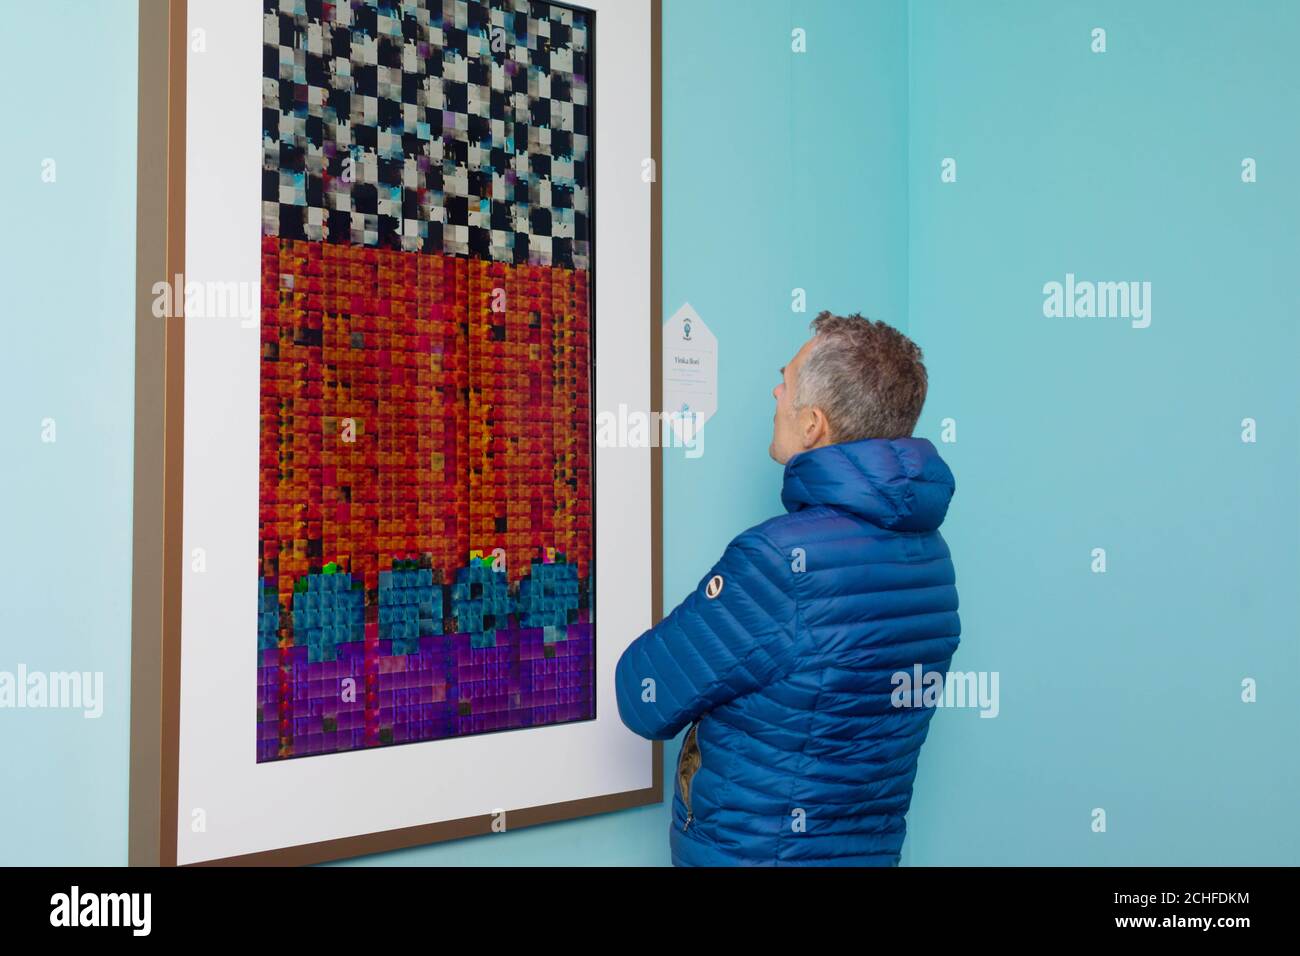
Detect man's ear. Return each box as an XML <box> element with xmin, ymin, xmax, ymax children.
<box><xmin>800</xmin><ymin>405</ymin><xmax>831</xmax><ymax>449</ymax></box>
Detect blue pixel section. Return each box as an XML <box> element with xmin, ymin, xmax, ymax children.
<box><xmin>517</xmin><ymin>560</ymin><xmax>579</xmax><ymax>637</ymax></box>
<box><xmin>293</xmin><ymin>570</ymin><xmax>365</xmax><ymax>663</ymax></box>
<box><xmin>379</xmin><ymin>567</ymin><xmax>442</xmax><ymax>655</ymax></box>
<box><xmin>258</xmin><ymin>580</ymin><xmax>281</xmax><ymax>651</ymax></box>
<box><xmin>452</xmin><ymin>564</ymin><xmax>513</xmax><ymax>648</ymax></box>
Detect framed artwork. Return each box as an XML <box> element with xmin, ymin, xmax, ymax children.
<box><xmin>130</xmin><ymin>0</ymin><xmax>661</xmax><ymax>865</ymax></box>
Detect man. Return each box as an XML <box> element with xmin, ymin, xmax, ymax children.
<box><xmin>615</xmin><ymin>311</ymin><xmax>960</xmax><ymax>866</ymax></box>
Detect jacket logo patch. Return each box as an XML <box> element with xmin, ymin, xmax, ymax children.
<box><xmin>705</xmin><ymin>575</ymin><xmax>724</xmax><ymax>599</ymax></box>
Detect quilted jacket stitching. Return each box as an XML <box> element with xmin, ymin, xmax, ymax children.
<box><xmin>779</xmin><ymin>641</ymin><xmax>822</xmax><ymax>866</ymax></box>
<box><xmin>715</xmin><ymin>530</ymin><xmax>805</xmax><ymax>860</ymax></box>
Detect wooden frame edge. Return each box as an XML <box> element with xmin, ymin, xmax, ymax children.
<box><xmin>649</xmin><ymin>0</ymin><xmax>665</xmax><ymax>815</ymax></box>
<box><xmin>129</xmin><ymin>0</ymin><xmax>186</xmax><ymax>868</ymax></box>
<box><xmin>129</xmin><ymin>0</ymin><xmax>663</xmax><ymax>867</ymax></box>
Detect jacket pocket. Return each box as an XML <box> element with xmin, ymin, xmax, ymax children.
<box><xmin>677</xmin><ymin>719</ymin><xmax>703</xmax><ymax>831</ymax></box>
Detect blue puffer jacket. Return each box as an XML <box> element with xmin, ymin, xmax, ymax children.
<box><xmin>615</xmin><ymin>436</ymin><xmax>960</xmax><ymax>866</ymax></box>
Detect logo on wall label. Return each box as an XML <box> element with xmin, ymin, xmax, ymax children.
<box><xmin>705</xmin><ymin>575</ymin><xmax>724</xmax><ymax>599</ymax></box>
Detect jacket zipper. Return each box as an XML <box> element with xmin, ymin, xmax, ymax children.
<box><xmin>681</xmin><ymin>719</ymin><xmax>700</xmax><ymax>832</ymax></box>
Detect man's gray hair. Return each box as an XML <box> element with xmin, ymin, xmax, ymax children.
<box><xmin>793</xmin><ymin>311</ymin><xmax>928</xmax><ymax>441</ymax></box>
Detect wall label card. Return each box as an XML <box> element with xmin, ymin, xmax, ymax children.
<box><xmin>662</xmin><ymin>302</ymin><xmax>717</xmax><ymax>444</ymax></box>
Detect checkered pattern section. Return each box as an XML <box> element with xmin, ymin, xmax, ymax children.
<box><xmin>262</xmin><ymin>0</ymin><xmax>592</xmax><ymax>268</ymax></box>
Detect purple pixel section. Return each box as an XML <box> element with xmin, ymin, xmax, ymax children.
<box><xmin>257</xmin><ymin>618</ymin><xmax>594</xmax><ymax>762</ymax></box>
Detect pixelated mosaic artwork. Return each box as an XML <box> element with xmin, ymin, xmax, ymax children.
<box><xmin>257</xmin><ymin>0</ymin><xmax>595</xmax><ymax>762</ymax></box>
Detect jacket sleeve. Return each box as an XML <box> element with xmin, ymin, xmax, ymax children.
<box><xmin>614</xmin><ymin>528</ymin><xmax>799</xmax><ymax>740</ymax></box>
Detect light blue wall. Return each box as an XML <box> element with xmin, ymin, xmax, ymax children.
<box><xmin>2</xmin><ymin>0</ymin><xmax>1295</xmax><ymax>866</ymax></box>
<box><xmin>0</xmin><ymin>1</ymin><xmax>141</xmax><ymax>866</ymax></box>
<box><xmin>905</xmin><ymin>0</ymin><xmax>1299</xmax><ymax>865</ymax></box>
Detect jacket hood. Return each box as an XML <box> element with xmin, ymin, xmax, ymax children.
<box><xmin>780</xmin><ymin>436</ymin><xmax>956</xmax><ymax>531</ymax></box>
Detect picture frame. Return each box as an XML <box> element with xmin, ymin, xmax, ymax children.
<box><xmin>130</xmin><ymin>0</ymin><xmax>662</xmax><ymax>866</ymax></box>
